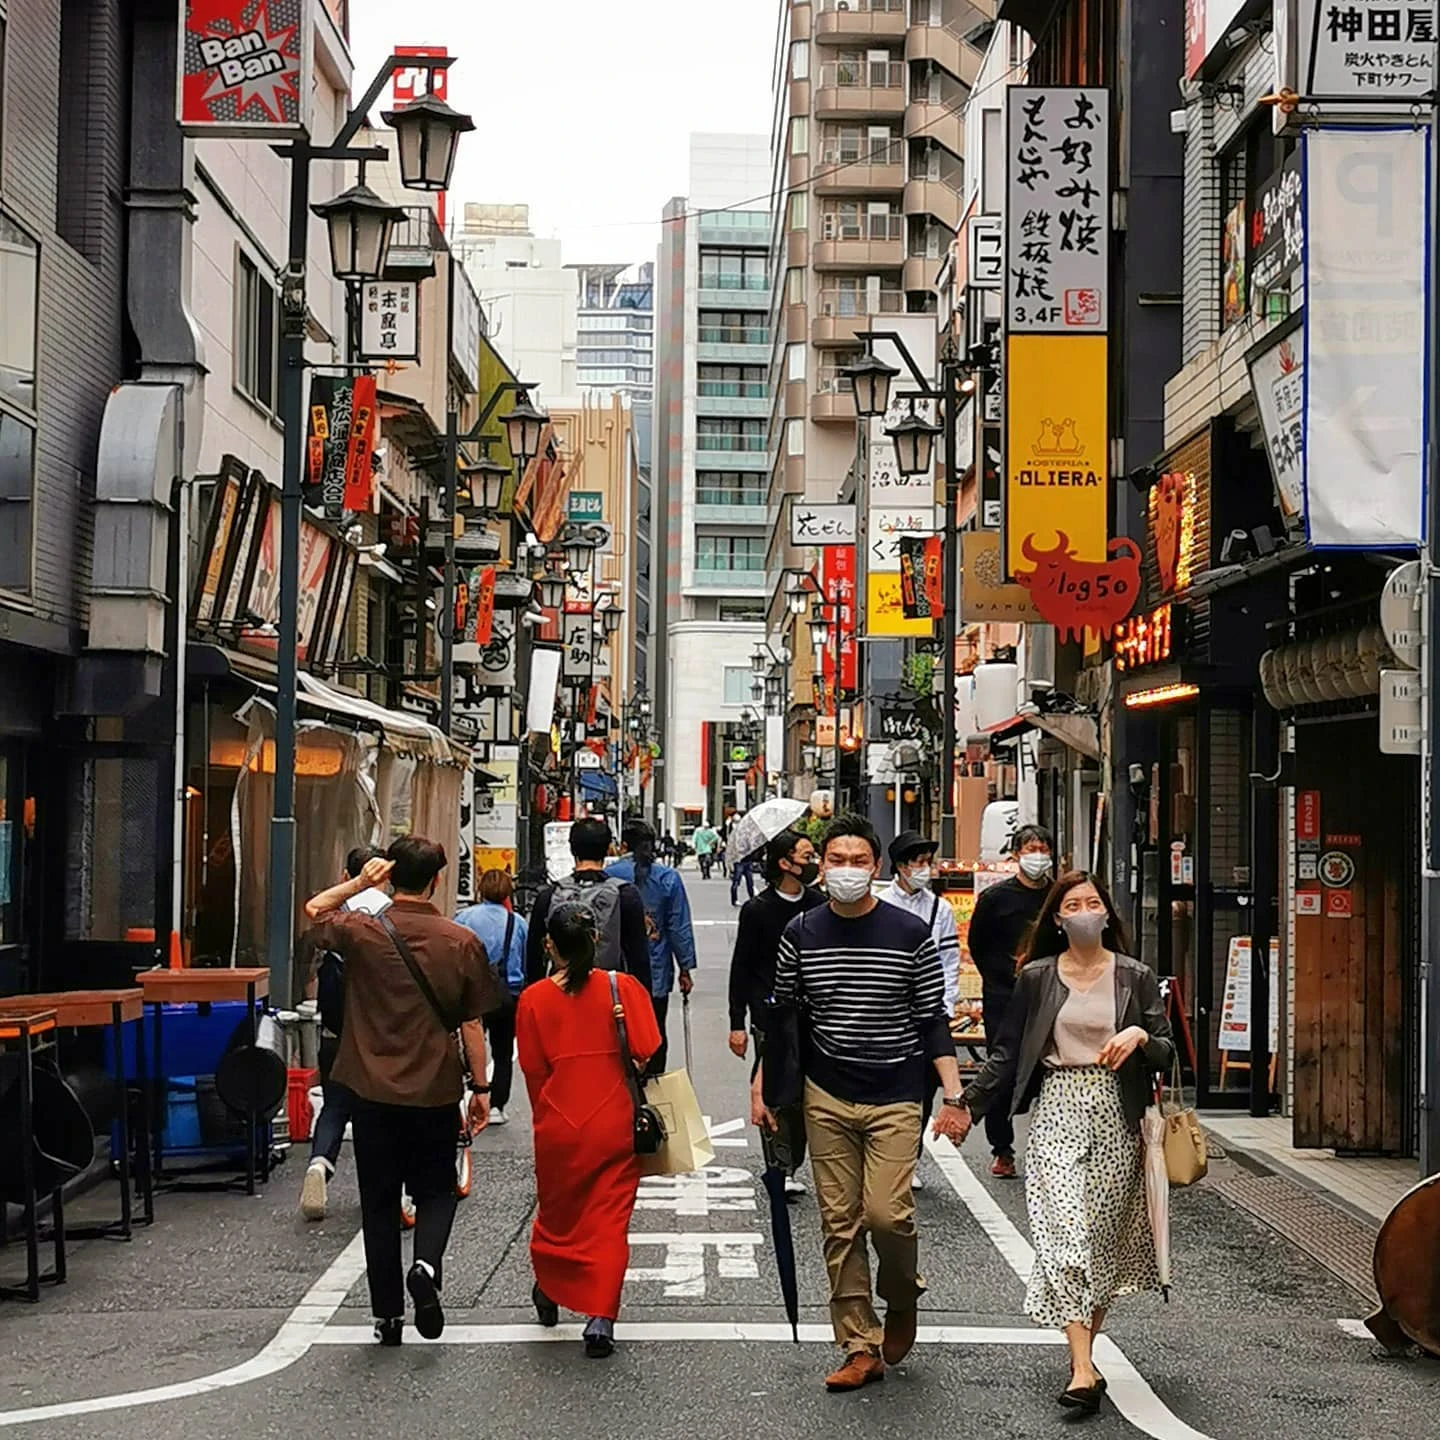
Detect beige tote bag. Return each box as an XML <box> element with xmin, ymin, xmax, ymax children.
<box><xmin>1162</xmin><ymin>1060</ymin><xmax>1208</xmax><ymax>1187</ymax></box>
<box><xmin>639</xmin><ymin>1068</ymin><xmax>717</xmax><ymax>1177</ymax></box>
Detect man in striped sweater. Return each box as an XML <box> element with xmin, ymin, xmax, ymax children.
<box><xmin>772</xmin><ymin>815</ymin><xmax>965</xmax><ymax>1392</ymax></box>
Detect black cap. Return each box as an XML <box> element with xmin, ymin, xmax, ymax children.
<box><xmin>889</xmin><ymin>830</ymin><xmax>938</xmax><ymax>867</ymax></box>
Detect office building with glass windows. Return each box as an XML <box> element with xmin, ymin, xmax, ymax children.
<box><xmin>571</xmin><ymin>262</ymin><xmax>655</xmax><ymax>401</ymax></box>
<box><xmin>652</xmin><ymin>134</ymin><xmax>773</xmax><ymax>833</ymax></box>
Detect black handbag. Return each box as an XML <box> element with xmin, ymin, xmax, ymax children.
<box><xmin>609</xmin><ymin>971</ymin><xmax>664</xmax><ymax>1155</ymax></box>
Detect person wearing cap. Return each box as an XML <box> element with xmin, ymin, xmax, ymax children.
<box><xmin>879</xmin><ymin>830</ymin><xmax>960</xmax><ymax>1191</ymax></box>
<box><xmin>966</xmin><ymin>823</ymin><xmax>1056</xmax><ymax>1178</ymax></box>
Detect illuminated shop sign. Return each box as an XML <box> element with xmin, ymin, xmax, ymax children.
<box><xmin>1113</xmin><ymin>603</ymin><xmax>1186</xmax><ymax>674</ymax></box>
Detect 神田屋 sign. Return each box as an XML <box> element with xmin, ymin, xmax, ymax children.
<box><xmin>178</xmin><ymin>0</ymin><xmax>314</xmax><ymax>136</ymax></box>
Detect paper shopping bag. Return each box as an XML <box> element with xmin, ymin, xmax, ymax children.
<box><xmin>639</xmin><ymin>1068</ymin><xmax>716</xmax><ymax>1177</ymax></box>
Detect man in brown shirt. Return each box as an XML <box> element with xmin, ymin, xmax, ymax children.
<box><xmin>307</xmin><ymin>835</ymin><xmax>504</xmax><ymax>1345</ymax></box>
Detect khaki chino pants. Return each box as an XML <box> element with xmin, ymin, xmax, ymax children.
<box><xmin>803</xmin><ymin>1080</ymin><xmax>923</xmax><ymax>1355</ymax></box>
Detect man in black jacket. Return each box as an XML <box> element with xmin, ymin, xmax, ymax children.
<box><xmin>525</xmin><ymin>818</ymin><xmax>652</xmax><ymax>995</ymax></box>
<box><xmin>966</xmin><ymin>824</ymin><xmax>1055</xmax><ymax>1177</ymax></box>
<box><xmin>728</xmin><ymin>828</ymin><xmax>825</xmax><ymax>1196</ymax></box>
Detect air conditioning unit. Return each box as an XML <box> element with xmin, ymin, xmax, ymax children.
<box><xmin>836</xmin><ymin>0</ymin><xmax>853</xmax><ymax>9</ymax></box>
<box><xmin>1025</xmin><ymin>624</ymin><xmax>1056</xmax><ymax>693</ymax></box>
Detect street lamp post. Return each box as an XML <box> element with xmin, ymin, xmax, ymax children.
<box><xmin>267</xmin><ymin>56</ymin><xmax>472</xmax><ymax>1006</ymax></box>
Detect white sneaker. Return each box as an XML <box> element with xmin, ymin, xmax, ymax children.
<box><xmin>911</xmin><ymin>1175</ymin><xmax>925</xmax><ymax>1192</ymax></box>
<box><xmin>488</xmin><ymin>1106</ymin><xmax>509</xmax><ymax>1127</ymax></box>
<box><xmin>783</xmin><ymin>1175</ymin><xmax>807</xmax><ymax>1197</ymax></box>
<box><xmin>301</xmin><ymin>1160</ymin><xmax>329</xmax><ymax>1221</ymax></box>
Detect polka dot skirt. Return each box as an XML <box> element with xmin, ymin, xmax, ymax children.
<box><xmin>1023</xmin><ymin>1065</ymin><xmax>1161</xmax><ymax>1329</ymax></box>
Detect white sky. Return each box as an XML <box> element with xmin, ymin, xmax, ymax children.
<box><xmin>349</xmin><ymin>0</ymin><xmax>777</xmax><ymax>264</ymax></box>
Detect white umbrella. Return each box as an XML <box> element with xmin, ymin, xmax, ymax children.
<box><xmin>1141</xmin><ymin>1104</ymin><xmax>1172</xmax><ymax>1299</ymax></box>
<box><xmin>724</xmin><ymin>798</ymin><xmax>811</xmax><ymax>864</ymax></box>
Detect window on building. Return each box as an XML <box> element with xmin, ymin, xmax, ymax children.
<box><xmin>699</xmin><ymin>247</ymin><xmax>768</xmax><ymax>291</ymax></box>
<box><xmin>236</xmin><ymin>251</ymin><xmax>279</xmax><ymax>414</ymax></box>
<box><xmin>1219</xmin><ymin>120</ymin><xmax>1287</xmax><ymax>330</ymax></box>
<box><xmin>786</xmin><ymin>343</ymin><xmax>806</xmax><ymax>383</ymax></box>
<box><xmin>56</xmin><ymin>0</ymin><xmax>106</xmax><ymax>263</ymax></box>
<box><xmin>786</xmin><ymin>267</ymin><xmax>805</xmax><ymax>305</ymax></box>
<box><xmin>698</xmin><ymin>310</ymin><xmax>768</xmax><ymax>345</ymax></box>
<box><xmin>786</xmin><ymin>417</ymin><xmax>804</xmax><ymax>455</ymax></box>
<box><xmin>790</xmin><ymin>116</ymin><xmax>809</xmax><ymax>157</ymax></box>
<box><xmin>698</xmin><ymin>535</ymin><xmax>766</xmax><ymax>571</ymax></box>
<box><xmin>696</xmin><ymin>471</ymin><xmax>767</xmax><ymax>506</ymax></box>
<box><xmin>0</xmin><ymin>211</ymin><xmax>38</xmax><ymax>594</ymax></box>
<box><xmin>698</xmin><ymin>364</ymin><xmax>766</xmax><ymax>398</ymax></box>
<box><xmin>722</xmin><ymin>666</ymin><xmax>752</xmax><ymax>704</ymax></box>
<box><xmin>790</xmin><ymin>39</ymin><xmax>809</xmax><ymax>80</ymax></box>
<box><xmin>789</xmin><ymin>192</ymin><xmax>808</xmax><ymax>231</ymax></box>
<box><xmin>697</xmin><ymin>418</ymin><xmax>767</xmax><ymax>451</ymax></box>
<box><xmin>719</xmin><ymin>599</ymin><xmax>766</xmax><ymax>623</ymax></box>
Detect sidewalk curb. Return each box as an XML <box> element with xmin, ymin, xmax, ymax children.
<box><xmin>1200</xmin><ymin>1123</ymin><xmax>1386</xmax><ymax>1232</ymax></box>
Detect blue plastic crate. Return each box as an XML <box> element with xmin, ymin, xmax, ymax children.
<box><xmin>120</xmin><ymin>1001</ymin><xmax>252</xmax><ymax>1082</ymax></box>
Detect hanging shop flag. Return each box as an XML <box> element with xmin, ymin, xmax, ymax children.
<box><xmin>178</xmin><ymin>0</ymin><xmax>314</xmax><ymax>136</ymax></box>
<box><xmin>360</xmin><ymin>281</ymin><xmax>420</xmax><ymax>361</ymax></box>
<box><xmin>899</xmin><ymin>536</ymin><xmax>944</xmax><ymax>620</ymax></box>
<box><xmin>305</xmin><ymin>376</ymin><xmax>332</xmax><ymax>492</ymax></box>
<box><xmin>1247</xmin><ymin>322</ymin><xmax>1306</xmax><ymax>524</ymax></box>
<box><xmin>343</xmin><ymin>373</ymin><xmax>377</xmax><ymax>513</ymax></box>
<box><xmin>473</xmin><ymin>566</ymin><xmax>496</xmax><ymax>646</ymax></box>
<box><xmin>308</xmin><ymin>376</ymin><xmax>352</xmax><ymax>518</ymax></box>
<box><xmin>1303</xmin><ymin>127</ymin><xmax>1427</xmax><ymax>547</ymax></box>
<box><xmin>1005</xmin><ymin>87</ymin><xmax>1110</xmax><ymax>334</ymax></box>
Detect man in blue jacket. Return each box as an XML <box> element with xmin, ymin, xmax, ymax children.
<box><xmin>609</xmin><ymin>819</ymin><xmax>697</xmax><ymax>1073</ymax></box>
<box><xmin>454</xmin><ymin>869</ymin><xmax>529</xmax><ymax>1126</ymax></box>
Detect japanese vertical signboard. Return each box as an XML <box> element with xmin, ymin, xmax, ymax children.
<box><xmin>1302</xmin><ymin>127</ymin><xmax>1428</xmax><ymax>546</ymax></box>
<box><xmin>360</xmin><ymin>282</ymin><xmax>419</xmax><ymax>361</ymax></box>
<box><xmin>1005</xmin><ymin>87</ymin><xmax>1109</xmax><ymax>334</ymax></box>
<box><xmin>821</xmin><ymin>545</ymin><xmax>858</xmax><ymax>707</ymax></box>
<box><xmin>473</xmin><ymin>566</ymin><xmax>496</xmax><ymax>646</ymax></box>
<box><xmin>1248</xmin><ymin>326</ymin><xmax>1307</xmax><ymax>522</ymax></box>
<box><xmin>1248</xmin><ymin>156</ymin><xmax>1304</xmax><ymax>319</ymax></box>
<box><xmin>306</xmin><ymin>375</ymin><xmax>376</xmax><ymax>518</ymax></box>
<box><xmin>898</xmin><ymin>535</ymin><xmax>944</xmax><ymax>621</ymax></box>
<box><xmin>178</xmin><ymin>0</ymin><xmax>313</xmax><ymax>135</ymax></box>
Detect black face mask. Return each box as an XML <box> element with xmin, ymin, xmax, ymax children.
<box><xmin>790</xmin><ymin>860</ymin><xmax>820</xmax><ymax>886</ymax></box>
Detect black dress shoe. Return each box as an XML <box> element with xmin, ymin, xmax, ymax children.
<box><xmin>533</xmin><ymin>1283</ymin><xmax>559</xmax><ymax>1328</ymax></box>
<box><xmin>406</xmin><ymin>1262</ymin><xmax>445</xmax><ymax>1340</ymax></box>
<box><xmin>1058</xmin><ymin>1382</ymin><xmax>1104</xmax><ymax>1414</ymax></box>
<box><xmin>373</xmin><ymin>1317</ymin><xmax>403</xmax><ymax>1347</ymax></box>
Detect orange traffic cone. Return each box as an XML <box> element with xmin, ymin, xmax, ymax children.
<box><xmin>167</xmin><ymin>930</ymin><xmax>184</xmax><ymax>970</ymax></box>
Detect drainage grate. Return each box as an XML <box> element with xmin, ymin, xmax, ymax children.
<box><xmin>1213</xmin><ymin>1172</ymin><xmax>1378</xmax><ymax>1304</ymax></box>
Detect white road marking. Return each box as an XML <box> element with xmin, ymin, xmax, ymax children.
<box><xmin>624</xmin><ymin>1233</ymin><xmax>765</xmax><ymax>1296</ymax></box>
<box><xmin>924</xmin><ymin>1136</ymin><xmax>1217</xmax><ymax>1440</ymax></box>
<box><xmin>313</xmin><ymin>1321</ymin><xmax>1071</xmax><ymax>1345</ymax></box>
<box><xmin>705</xmin><ymin>1115</ymin><xmax>749</xmax><ymax>1149</ymax></box>
<box><xmin>0</xmin><ymin>1230</ymin><xmax>368</xmax><ymax>1429</ymax></box>
<box><xmin>1335</xmin><ymin>1318</ymin><xmax>1373</xmax><ymax>1340</ymax></box>
<box><xmin>637</xmin><ymin>1165</ymin><xmax>757</xmax><ymax>1215</ymax></box>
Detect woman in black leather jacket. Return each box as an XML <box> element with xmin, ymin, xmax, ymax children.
<box><xmin>953</xmin><ymin>872</ymin><xmax>1174</xmax><ymax>1416</ymax></box>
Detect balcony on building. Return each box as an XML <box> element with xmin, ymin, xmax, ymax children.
<box><xmin>903</xmin><ymin>254</ymin><xmax>941</xmax><ymax>292</ymax></box>
<box><xmin>815</xmin><ymin>57</ymin><xmax>907</xmax><ymax>121</ymax></box>
<box><xmin>812</xmin><ymin>356</ymin><xmax>861</xmax><ymax>422</ymax></box>
<box><xmin>813</xmin><ymin>209</ymin><xmax>906</xmax><ymax>270</ymax></box>
<box><xmin>697</xmin><ymin>208</ymin><xmax>772</xmax><ymax>249</ymax></box>
<box><xmin>697</xmin><ymin>312</ymin><xmax>770</xmax><ymax>366</ymax></box>
<box><xmin>813</xmin><ymin>0</ymin><xmax>908</xmax><ymax>45</ymax></box>
<box><xmin>696</xmin><ymin>365</ymin><xmax>770</xmax><ymax>418</ymax></box>
<box><xmin>904</xmin><ymin>99</ymin><xmax>963</xmax><ymax>157</ymax></box>
<box><xmin>696</xmin><ymin>419</ymin><xmax>770</xmax><ymax>471</ymax></box>
<box><xmin>383</xmin><ymin>204</ymin><xmax>442</xmax><ymax>278</ymax></box>
<box><xmin>811</xmin><ymin>285</ymin><xmax>904</xmax><ymax>347</ymax></box>
<box><xmin>694</xmin><ymin>473</ymin><xmax>770</xmax><ymax>527</ymax></box>
<box><xmin>904</xmin><ymin>176</ymin><xmax>962</xmax><ymax>232</ymax></box>
<box><xmin>693</xmin><ymin>534</ymin><xmax>768</xmax><ymax>590</ymax></box>
<box><xmin>815</xmin><ymin>132</ymin><xmax>905</xmax><ymax>196</ymax></box>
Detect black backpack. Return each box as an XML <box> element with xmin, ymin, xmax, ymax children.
<box><xmin>316</xmin><ymin>949</ymin><xmax>346</xmax><ymax>1035</ymax></box>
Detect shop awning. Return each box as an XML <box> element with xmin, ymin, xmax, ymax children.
<box><xmin>297</xmin><ymin>672</ymin><xmax>455</xmax><ymax>763</ymax></box>
<box><xmin>1033</xmin><ymin>713</ymin><xmax>1101</xmax><ymax>762</ymax></box>
<box><xmin>578</xmin><ymin>770</ymin><xmax>618</xmax><ymax>799</ymax></box>
<box><xmin>974</xmin><ymin>713</ymin><xmax>1034</xmax><ymax>746</ymax></box>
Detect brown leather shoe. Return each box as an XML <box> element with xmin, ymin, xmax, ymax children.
<box><xmin>991</xmin><ymin>1154</ymin><xmax>1018</xmax><ymax>1179</ymax></box>
<box><xmin>882</xmin><ymin>1307</ymin><xmax>918</xmax><ymax>1365</ymax></box>
<box><xmin>825</xmin><ymin>1353</ymin><xmax>885</xmax><ymax>1392</ymax></box>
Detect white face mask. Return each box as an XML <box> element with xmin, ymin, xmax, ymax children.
<box><xmin>1019</xmin><ymin>853</ymin><xmax>1053</xmax><ymax>882</ymax></box>
<box><xmin>905</xmin><ymin>866</ymin><xmax>933</xmax><ymax>890</ymax></box>
<box><xmin>825</xmin><ymin>867</ymin><xmax>874</xmax><ymax>904</ymax></box>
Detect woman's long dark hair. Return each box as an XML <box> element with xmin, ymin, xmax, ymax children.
<box><xmin>623</xmin><ymin>819</ymin><xmax>657</xmax><ymax>889</ymax></box>
<box><xmin>1020</xmin><ymin>870</ymin><xmax>1132</xmax><ymax>966</ymax></box>
<box><xmin>548</xmin><ymin>902</ymin><xmax>598</xmax><ymax>994</ymax></box>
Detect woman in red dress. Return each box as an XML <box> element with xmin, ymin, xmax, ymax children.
<box><xmin>517</xmin><ymin>902</ymin><xmax>661</xmax><ymax>1357</ymax></box>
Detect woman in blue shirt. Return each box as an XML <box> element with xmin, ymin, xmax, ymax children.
<box><xmin>608</xmin><ymin>820</ymin><xmax>697</xmax><ymax>1073</ymax></box>
<box><xmin>455</xmin><ymin>869</ymin><xmax>530</xmax><ymax>1125</ymax></box>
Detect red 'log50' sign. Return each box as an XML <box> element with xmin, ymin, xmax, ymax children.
<box><xmin>1012</xmin><ymin>531</ymin><xmax>1141</xmax><ymax>642</ymax></box>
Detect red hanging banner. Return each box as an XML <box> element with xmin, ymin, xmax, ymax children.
<box><xmin>343</xmin><ymin>373</ymin><xmax>377</xmax><ymax>512</ymax></box>
<box><xmin>821</xmin><ymin>546</ymin><xmax>858</xmax><ymax>693</ymax></box>
<box><xmin>473</xmin><ymin>566</ymin><xmax>496</xmax><ymax>646</ymax></box>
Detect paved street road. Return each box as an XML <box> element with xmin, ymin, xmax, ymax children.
<box><xmin>2</xmin><ymin>876</ymin><xmax>1437</xmax><ymax>1437</ymax></box>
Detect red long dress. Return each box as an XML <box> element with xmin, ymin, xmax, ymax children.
<box><xmin>516</xmin><ymin>969</ymin><xmax>662</xmax><ymax>1320</ymax></box>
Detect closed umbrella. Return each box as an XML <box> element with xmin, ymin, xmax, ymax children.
<box><xmin>682</xmin><ymin>991</ymin><xmax>694</xmax><ymax>1073</ymax></box>
<box><xmin>726</xmin><ymin>798</ymin><xmax>810</xmax><ymax>864</ymax></box>
<box><xmin>760</xmin><ymin>1164</ymin><xmax>801</xmax><ymax>1342</ymax></box>
<box><xmin>1141</xmin><ymin>1104</ymin><xmax>1172</xmax><ymax>1300</ymax></box>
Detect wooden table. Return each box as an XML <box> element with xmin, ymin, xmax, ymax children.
<box><xmin>138</xmin><ymin>969</ymin><xmax>270</xmax><ymax>1196</ymax></box>
<box><xmin>0</xmin><ymin>990</ymin><xmax>152</xmax><ymax>1239</ymax></box>
<box><xmin>0</xmin><ymin>1011</ymin><xmax>64</xmax><ymax>1302</ymax></box>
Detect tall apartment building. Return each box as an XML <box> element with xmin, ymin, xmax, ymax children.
<box><xmin>653</xmin><ymin>135</ymin><xmax>773</xmax><ymax>833</ymax></box>
<box><xmin>452</xmin><ymin>203</ymin><xmax>578</xmax><ymax>399</ymax></box>
<box><xmin>765</xmin><ymin>0</ymin><xmax>989</xmax><ymax>552</ymax></box>
<box><xmin>571</xmin><ymin>263</ymin><xmax>656</xmax><ymax>402</ymax></box>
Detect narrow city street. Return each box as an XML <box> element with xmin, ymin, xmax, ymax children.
<box><xmin>1</xmin><ymin>879</ymin><xmax>1434</xmax><ymax>1439</ymax></box>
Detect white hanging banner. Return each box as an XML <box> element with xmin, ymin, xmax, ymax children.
<box><xmin>526</xmin><ymin>647</ymin><xmax>563</xmax><ymax>734</ymax></box>
<box><xmin>1302</xmin><ymin>127</ymin><xmax>1428</xmax><ymax>548</ymax></box>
